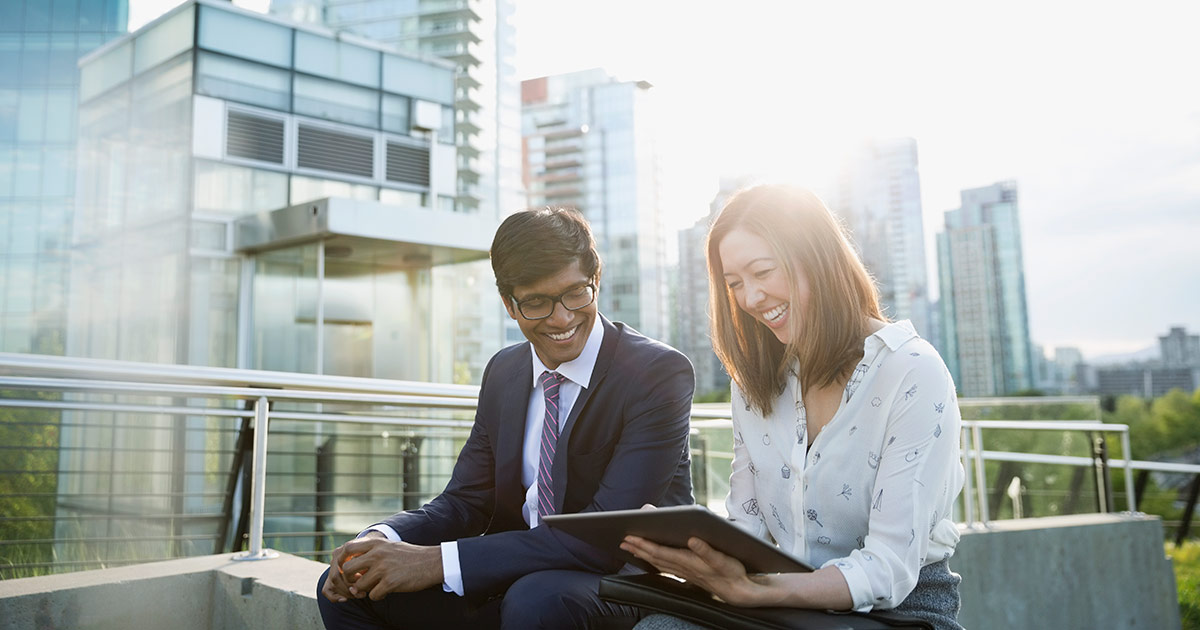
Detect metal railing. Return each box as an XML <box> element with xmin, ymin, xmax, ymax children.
<box><xmin>0</xmin><ymin>352</ymin><xmax>479</xmax><ymax>577</ymax></box>
<box><xmin>2</xmin><ymin>353</ymin><xmax>1198</xmax><ymax>580</ymax></box>
<box><xmin>688</xmin><ymin>398</ymin><xmax>1200</xmax><ymax>541</ymax></box>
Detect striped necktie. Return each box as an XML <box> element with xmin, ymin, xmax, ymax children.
<box><xmin>537</xmin><ymin>371</ymin><xmax>567</xmax><ymax>518</ymax></box>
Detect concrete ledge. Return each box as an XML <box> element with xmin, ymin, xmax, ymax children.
<box><xmin>954</xmin><ymin>513</ymin><xmax>1180</xmax><ymax>630</ymax></box>
<box><xmin>0</xmin><ymin>515</ymin><xmax>1182</xmax><ymax>630</ymax></box>
<box><xmin>0</xmin><ymin>552</ymin><xmax>327</xmax><ymax>630</ymax></box>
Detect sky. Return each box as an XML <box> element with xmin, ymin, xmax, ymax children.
<box><xmin>511</xmin><ymin>0</ymin><xmax>1200</xmax><ymax>360</ymax></box>
<box><xmin>132</xmin><ymin>0</ymin><xmax>1200</xmax><ymax>360</ymax></box>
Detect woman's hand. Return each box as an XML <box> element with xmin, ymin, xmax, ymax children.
<box><xmin>621</xmin><ymin>535</ymin><xmax>767</xmax><ymax>606</ymax></box>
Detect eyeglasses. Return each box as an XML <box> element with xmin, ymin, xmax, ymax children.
<box><xmin>511</xmin><ymin>283</ymin><xmax>596</xmax><ymax>320</ymax></box>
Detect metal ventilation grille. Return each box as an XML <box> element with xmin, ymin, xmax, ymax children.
<box><xmin>386</xmin><ymin>141</ymin><xmax>430</xmax><ymax>187</ymax></box>
<box><xmin>225</xmin><ymin>111</ymin><xmax>285</xmax><ymax>164</ymax></box>
<box><xmin>297</xmin><ymin>124</ymin><xmax>374</xmax><ymax>178</ymax></box>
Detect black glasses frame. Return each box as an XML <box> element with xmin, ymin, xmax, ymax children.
<box><xmin>510</xmin><ymin>283</ymin><xmax>597</xmax><ymax>320</ymax></box>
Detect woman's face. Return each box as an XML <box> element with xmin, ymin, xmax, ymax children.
<box><xmin>718</xmin><ymin>227</ymin><xmax>810</xmax><ymax>344</ymax></box>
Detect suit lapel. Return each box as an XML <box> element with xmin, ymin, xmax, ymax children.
<box><xmin>551</xmin><ymin>316</ymin><xmax>620</xmax><ymax>513</ymax></box>
<box><xmin>495</xmin><ymin>344</ymin><xmax>533</xmax><ymax>515</ymax></box>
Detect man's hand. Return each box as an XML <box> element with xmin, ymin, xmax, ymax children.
<box><xmin>321</xmin><ymin>531</ymin><xmax>387</xmax><ymax>603</ymax></box>
<box><xmin>337</xmin><ymin>538</ymin><xmax>444</xmax><ymax>601</ymax></box>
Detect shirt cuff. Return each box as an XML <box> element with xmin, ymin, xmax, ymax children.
<box><xmin>441</xmin><ymin>541</ymin><xmax>465</xmax><ymax>596</ymax></box>
<box><xmin>360</xmin><ymin>524</ymin><xmax>401</xmax><ymax>541</ymax></box>
<box><xmin>360</xmin><ymin>525</ymin><xmax>463</xmax><ymax>597</ymax></box>
<box><xmin>824</xmin><ymin>557</ymin><xmax>875</xmax><ymax>612</ymax></box>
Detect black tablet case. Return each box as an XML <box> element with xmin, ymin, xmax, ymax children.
<box><xmin>599</xmin><ymin>573</ymin><xmax>935</xmax><ymax>630</ymax></box>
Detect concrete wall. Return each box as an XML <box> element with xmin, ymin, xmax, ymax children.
<box><xmin>0</xmin><ymin>515</ymin><xmax>1182</xmax><ymax>630</ymax></box>
<box><xmin>0</xmin><ymin>553</ymin><xmax>326</xmax><ymax>630</ymax></box>
<box><xmin>954</xmin><ymin>513</ymin><xmax>1180</xmax><ymax>630</ymax></box>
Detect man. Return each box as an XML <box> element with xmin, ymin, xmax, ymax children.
<box><xmin>317</xmin><ymin>207</ymin><xmax>695</xmax><ymax>629</ymax></box>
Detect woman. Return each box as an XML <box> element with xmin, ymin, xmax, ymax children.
<box><xmin>623</xmin><ymin>184</ymin><xmax>965</xmax><ymax>630</ymax></box>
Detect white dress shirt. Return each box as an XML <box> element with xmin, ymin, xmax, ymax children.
<box><xmin>725</xmin><ymin>320</ymin><xmax>964</xmax><ymax>612</ymax></box>
<box><xmin>366</xmin><ymin>315</ymin><xmax>604</xmax><ymax>596</ymax></box>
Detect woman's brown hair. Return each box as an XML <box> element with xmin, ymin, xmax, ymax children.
<box><xmin>707</xmin><ymin>184</ymin><xmax>885</xmax><ymax>415</ymax></box>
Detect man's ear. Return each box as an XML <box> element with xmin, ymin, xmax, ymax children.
<box><xmin>502</xmin><ymin>294</ymin><xmax>518</xmax><ymax>320</ymax></box>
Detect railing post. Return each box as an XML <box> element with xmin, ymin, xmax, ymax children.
<box><xmin>1091</xmin><ymin>434</ymin><xmax>1112</xmax><ymax>513</ymax></box>
<box><xmin>960</xmin><ymin>428</ymin><xmax>975</xmax><ymax>526</ymax></box>
<box><xmin>315</xmin><ymin>436</ymin><xmax>334</xmax><ymax>559</ymax></box>
<box><xmin>234</xmin><ymin>396</ymin><xmax>277</xmax><ymax>560</ymax></box>
<box><xmin>1120</xmin><ymin>429</ymin><xmax>1137</xmax><ymax>512</ymax></box>
<box><xmin>402</xmin><ymin>437</ymin><xmax>423</xmax><ymax>511</ymax></box>
<box><xmin>971</xmin><ymin>424</ymin><xmax>989</xmax><ymax>524</ymax></box>
<box><xmin>690</xmin><ymin>430</ymin><xmax>709</xmax><ymax>508</ymax></box>
<box><xmin>1176</xmin><ymin>474</ymin><xmax>1200</xmax><ymax>547</ymax></box>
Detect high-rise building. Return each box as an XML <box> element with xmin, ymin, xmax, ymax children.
<box><xmin>1160</xmin><ymin>326</ymin><xmax>1200</xmax><ymax>367</ymax></box>
<box><xmin>268</xmin><ymin>0</ymin><xmax>522</xmax><ymax>379</ymax></box>
<box><xmin>675</xmin><ymin>176</ymin><xmax>754</xmax><ymax>397</ymax></box>
<box><xmin>70</xmin><ymin>0</ymin><xmax>487</xmax><ymax>381</ymax></box>
<box><xmin>1053</xmin><ymin>346</ymin><xmax>1085</xmax><ymax>394</ymax></box>
<box><xmin>1094</xmin><ymin>365</ymin><xmax>1197</xmax><ymax>398</ymax></box>
<box><xmin>936</xmin><ymin>180</ymin><xmax>1035</xmax><ymax>396</ymax></box>
<box><xmin>0</xmin><ymin>0</ymin><xmax>128</xmax><ymax>356</ymax></box>
<box><xmin>521</xmin><ymin>69</ymin><xmax>667</xmax><ymax>339</ymax></box>
<box><xmin>826</xmin><ymin>138</ymin><xmax>930</xmax><ymax>337</ymax></box>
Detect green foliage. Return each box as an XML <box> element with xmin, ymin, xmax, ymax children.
<box><xmin>452</xmin><ymin>361</ymin><xmax>474</xmax><ymax>386</ymax></box>
<box><xmin>1169</xmin><ymin>540</ymin><xmax>1200</xmax><ymax>630</ymax></box>
<box><xmin>1125</xmin><ymin>389</ymin><xmax>1200</xmax><ymax>459</ymax></box>
<box><xmin>694</xmin><ymin>388</ymin><xmax>732</xmax><ymax>404</ymax></box>
<box><xmin>0</xmin><ymin>390</ymin><xmax>62</xmax><ymax>579</ymax></box>
<box><xmin>1103</xmin><ymin>387</ymin><xmax>1200</xmax><ymax>542</ymax></box>
<box><xmin>958</xmin><ymin>390</ymin><xmax>1200</xmax><ymax>529</ymax></box>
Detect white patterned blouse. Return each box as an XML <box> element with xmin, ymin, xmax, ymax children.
<box><xmin>725</xmin><ymin>320</ymin><xmax>964</xmax><ymax>612</ymax></box>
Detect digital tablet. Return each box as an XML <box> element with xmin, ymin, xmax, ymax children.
<box><xmin>542</xmin><ymin>505</ymin><xmax>813</xmax><ymax>574</ymax></box>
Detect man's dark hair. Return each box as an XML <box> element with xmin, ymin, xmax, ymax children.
<box><xmin>491</xmin><ymin>206</ymin><xmax>602</xmax><ymax>298</ymax></box>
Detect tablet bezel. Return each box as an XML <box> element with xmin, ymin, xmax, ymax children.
<box><xmin>543</xmin><ymin>505</ymin><xmax>813</xmax><ymax>574</ymax></box>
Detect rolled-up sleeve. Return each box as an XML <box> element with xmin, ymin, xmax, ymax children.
<box><xmin>827</xmin><ymin>355</ymin><xmax>963</xmax><ymax>611</ymax></box>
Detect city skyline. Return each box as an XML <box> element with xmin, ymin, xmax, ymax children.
<box><xmin>129</xmin><ymin>0</ymin><xmax>1200</xmax><ymax>360</ymax></box>
<box><xmin>509</xmin><ymin>0</ymin><xmax>1200</xmax><ymax>361</ymax></box>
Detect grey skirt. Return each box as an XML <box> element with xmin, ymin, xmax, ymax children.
<box><xmin>634</xmin><ymin>559</ymin><xmax>962</xmax><ymax>630</ymax></box>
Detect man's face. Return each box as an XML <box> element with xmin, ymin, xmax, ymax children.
<box><xmin>504</xmin><ymin>260</ymin><xmax>598</xmax><ymax>370</ymax></box>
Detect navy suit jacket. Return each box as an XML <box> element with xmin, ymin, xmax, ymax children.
<box><xmin>379</xmin><ymin>316</ymin><xmax>695</xmax><ymax>600</ymax></box>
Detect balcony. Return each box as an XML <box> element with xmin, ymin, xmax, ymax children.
<box><xmin>415</xmin><ymin>0</ymin><xmax>481</xmax><ymax>22</ymax></box>
<box><xmin>544</xmin><ymin>155</ymin><xmax>584</xmax><ymax>171</ymax></box>
<box><xmin>423</xmin><ymin>41</ymin><xmax>481</xmax><ymax>68</ymax></box>
<box><xmin>0</xmin><ymin>354</ymin><xmax>1190</xmax><ymax>629</ymax></box>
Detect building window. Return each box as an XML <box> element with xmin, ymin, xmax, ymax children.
<box><xmin>381</xmin><ymin>94</ymin><xmax>410</xmax><ymax>135</ymax></box>
<box><xmin>293</xmin><ymin>74</ymin><xmax>379</xmax><ymax>129</ymax></box>
<box><xmin>196</xmin><ymin>53</ymin><xmax>290</xmax><ymax>111</ymax></box>
<box><xmin>197</xmin><ymin>5</ymin><xmax>292</xmax><ymax>68</ymax></box>
<box><xmin>294</xmin><ymin>31</ymin><xmax>380</xmax><ymax>89</ymax></box>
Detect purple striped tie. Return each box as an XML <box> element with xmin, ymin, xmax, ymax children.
<box><xmin>538</xmin><ymin>371</ymin><xmax>567</xmax><ymax>518</ymax></box>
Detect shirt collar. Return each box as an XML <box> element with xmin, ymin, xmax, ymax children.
<box><xmin>866</xmin><ymin>319</ymin><xmax>919</xmax><ymax>353</ymax></box>
<box><xmin>529</xmin><ymin>315</ymin><xmax>605</xmax><ymax>389</ymax></box>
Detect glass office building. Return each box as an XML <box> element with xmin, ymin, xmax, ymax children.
<box><xmin>269</xmin><ymin>0</ymin><xmax>522</xmax><ymax>384</ymax></box>
<box><xmin>826</xmin><ymin>138</ymin><xmax>931</xmax><ymax>338</ymax></box>
<box><xmin>47</xmin><ymin>0</ymin><xmax>494</xmax><ymax>563</ymax></box>
<box><xmin>521</xmin><ymin>69</ymin><xmax>668</xmax><ymax>340</ymax></box>
<box><xmin>937</xmin><ymin>180</ymin><xmax>1035</xmax><ymax>396</ymax></box>
<box><xmin>70</xmin><ymin>0</ymin><xmax>495</xmax><ymax>381</ymax></box>
<box><xmin>0</xmin><ymin>0</ymin><xmax>128</xmax><ymax>357</ymax></box>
